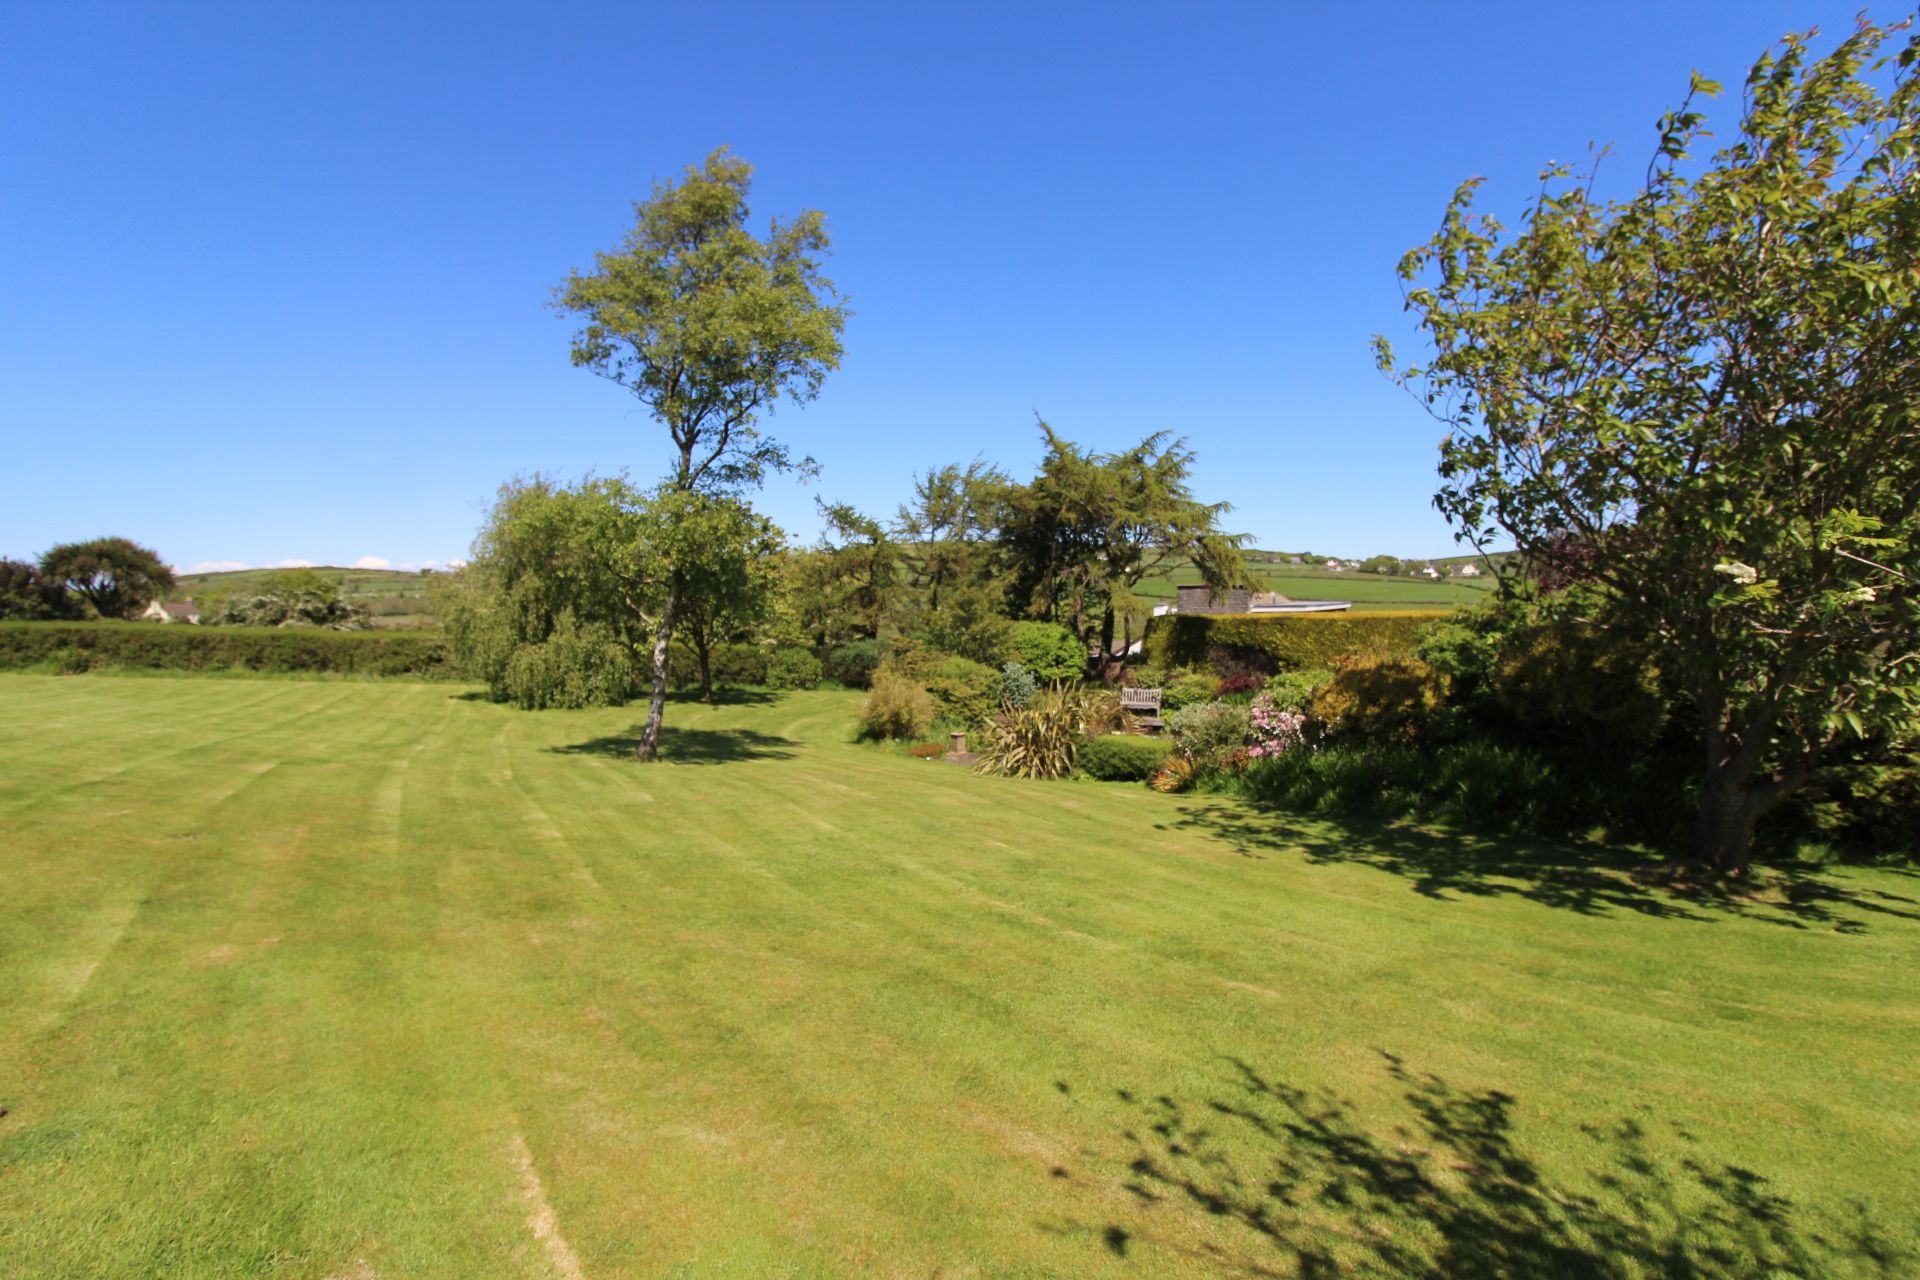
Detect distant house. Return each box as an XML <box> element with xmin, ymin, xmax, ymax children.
<box><xmin>1323</xmin><ymin>559</ymin><xmax>1345</xmax><ymax>572</ymax></box>
<box><xmin>1455</xmin><ymin>563</ymin><xmax>1483</xmax><ymax>578</ymax></box>
<box><xmin>1420</xmin><ymin>565</ymin><xmax>1440</xmax><ymax>579</ymax></box>
<box><xmin>142</xmin><ymin>599</ymin><xmax>201</xmax><ymax>624</ymax></box>
<box><xmin>1169</xmin><ymin>585</ymin><xmax>1350</xmax><ymax>615</ymax></box>
<box><xmin>1287</xmin><ymin>555</ymin><xmax>1303</xmax><ymax>565</ymax></box>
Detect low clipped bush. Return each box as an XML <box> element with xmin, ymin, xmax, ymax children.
<box><xmin>824</xmin><ymin>639</ymin><xmax>887</xmax><ymax>689</ymax></box>
<box><xmin>766</xmin><ymin>647</ymin><xmax>824</xmax><ymax>690</ymax></box>
<box><xmin>1007</xmin><ymin>620</ymin><xmax>1086</xmax><ymax>681</ymax></box>
<box><xmin>1078</xmin><ymin>734</ymin><xmax>1173</xmax><ymax>782</ymax></box>
<box><xmin>859</xmin><ymin>671</ymin><xmax>935</xmax><ymax>740</ymax></box>
<box><xmin>0</xmin><ymin>620</ymin><xmax>452</xmax><ymax>678</ymax></box>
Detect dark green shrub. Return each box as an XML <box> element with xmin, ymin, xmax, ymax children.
<box><xmin>766</xmin><ymin>647</ymin><xmax>823</xmax><ymax>690</ymax></box>
<box><xmin>666</xmin><ymin>640</ymin><xmax>768</xmax><ymax>692</ymax></box>
<box><xmin>824</xmin><ymin>639</ymin><xmax>887</xmax><ymax>689</ymax></box>
<box><xmin>859</xmin><ymin>672</ymin><xmax>935</xmax><ymax>740</ymax></box>
<box><xmin>1078</xmin><ymin>734</ymin><xmax>1172</xmax><ymax>781</ymax></box>
<box><xmin>1238</xmin><ymin>739</ymin><xmax>1696</xmax><ymax>847</ymax></box>
<box><xmin>1008</xmin><ymin>620</ymin><xmax>1085</xmax><ymax>681</ymax></box>
<box><xmin>0</xmin><ymin>560</ymin><xmax>74</xmax><ymax>620</ymax></box>
<box><xmin>501</xmin><ymin>615</ymin><xmax>637</xmax><ymax>710</ymax></box>
<box><xmin>0</xmin><ymin>620</ymin><xmax>451</xmax><ymax>678</ymax></box>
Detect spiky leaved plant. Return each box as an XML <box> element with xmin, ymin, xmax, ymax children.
<box><xmin>974</xmin><ymin>684</ymin><xmax>1093</xmax><ymax>780</ymax></box>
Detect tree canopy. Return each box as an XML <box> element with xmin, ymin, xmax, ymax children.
<box><xmin>1380</xmin><ymin>19</ymin><xmax>1920</xmax><ymax>871</ymax></box>
<box><xmin>554</xmin><ymin>148</ymin><xmax>847</xmax><ymax>497</ymax></box>
<box><xmin>1003</xmin><ymin>422</ymin><xmax>1249</xmax><ymax>661</ymax></box>
<box><xmin>38</xmin><ymin>537</ymin><xmax>174</xmax><ymax>619</ymax></box>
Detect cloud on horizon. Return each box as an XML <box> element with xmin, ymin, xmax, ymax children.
<box><xmin>353</xmin><ymin>555</ymin><xmax>391</xmax><ymax>570</ymax></box>
<box><xmin>275</xmin><ymin>558</ymin><xmax>314</xmax><ymax>568</ymax></box>
<box><xmin>184</xmin><ymin>560</ymin><xmax>247</xmax><ymax>573</ymax></box>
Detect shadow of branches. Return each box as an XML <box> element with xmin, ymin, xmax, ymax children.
<box><xmin>1157</xmin><ymin>802</ymin><xmax>1920</xmax><ymax>933</ymax></box>
<box><xmin>547</xmin><ymin>725</ymin><xmax>796</xmax><ymax>765</ymax></box>
<box><xmin>1053</xmin><ymin>1054</ymin><xmax>1909</xmax><ymax>1278</ymax></box>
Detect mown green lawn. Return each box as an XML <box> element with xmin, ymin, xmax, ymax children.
<box><xmin>2</xmin><ymin>674</ymin><xmax>1915</xmax><ymax>1278</ymax></box>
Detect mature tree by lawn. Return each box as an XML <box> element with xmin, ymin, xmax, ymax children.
<box><xmin>554</xmin><ymin>148</ymin><xmax>846</xmax><ymax>759</ymax></box>
<box><xmin>1380</xmin><ymin>21</ymin><xmax>1920</xmax><ymax>872</ymax></box>
<box><xmin>1004</xmin><ymin>422</ymin><xmax>1250</xmax><ymax>662</ymax></box>
<box><xmin>38</xmin><ymin>538</ymin><xmax>174</xmax><ymax>619</ymax></box>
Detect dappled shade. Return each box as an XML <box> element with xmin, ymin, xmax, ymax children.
<box><xmin>1055</xmin><ymin>1054</ymin><xmax>1907</xmax><ymax>1277</ymax></box>
<box><xmin>1159</xmin><ymin>802</ymin><xmax>1920</xmax><ymax>934</ymax></box>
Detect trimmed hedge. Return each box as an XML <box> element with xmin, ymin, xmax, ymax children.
<box><xmin>0</xmin><ymin>621</ymin><xmax>453</xmax><ymax>679</ymax></box>
<box><xmin>1144</xmin><ymin>611</ymin><xmax>1446</xmax><ymax>672</ymax></box>
<box><xmin>1078</xmin><ymin>733</ymin><xmax>1172</xmax><ymax>781</ymax></box>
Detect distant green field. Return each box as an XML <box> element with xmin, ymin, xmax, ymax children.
<box><xmin>1137</xmin><ymin>559</ymin><xmax>1496</xmax><ymax>612</ymax></box>
<box><xmin>172</xmin><ymin>568</ymin><xmax>437</xmax><ymax>629</ymax></box>
<box><xmin>173</xmin><ymin>567</ymin><xmax>431</xmax><ymax>602</ymax></box>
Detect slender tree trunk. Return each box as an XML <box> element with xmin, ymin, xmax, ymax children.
<box><xmin>635</xmin><ymin>578</ymin><xmax>680</xmax><ymax>763</ymax></box>
<box><xmin>696</xmin><ymin>636</ymin><xmax>713</xmax><ymax>704</ymax></box>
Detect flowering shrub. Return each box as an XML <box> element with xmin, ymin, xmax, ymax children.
<box><xmin>1247</xmin><ymin>693</ymin><xmax>1307</xmax><ymax>759</ymax></box>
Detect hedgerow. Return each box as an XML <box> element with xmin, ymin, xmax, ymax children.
<box><xmin>0</xmin><ymin>621</ymin><xmax>453</xmax><ymax>678</ymax></box>
<box><xmin>1143</xmin><ymin>611</ymin><xmax>1445</xmax><ymax>672</ymax></box>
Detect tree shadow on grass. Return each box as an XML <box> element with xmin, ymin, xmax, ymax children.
<box><xmin>1048</xmin><ymin>1054</ymin><xmax>1911</xmax><ymax>1278</ymax></box>
<box><xmin>1157</xmin><ymin>803</ymin><xmax>1920</xmax><ymax>934</ymax></box>
<box><xmin>547</xmin><ymin>724</ymin><xmax>797</xmax><ymax>765</ymax></box>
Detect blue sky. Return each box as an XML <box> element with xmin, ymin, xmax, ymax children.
<box><xmin>0</xmin><ymin>1</ymin><xmax>1885</xmax><ymax>572</ymax></box>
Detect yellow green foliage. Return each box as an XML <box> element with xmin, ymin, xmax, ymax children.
<box><xmin>860</xmin><ymin>672</ymin><xmax>935</xmax><ymax>740</ymax></box>
<box><xmin>1146</xmin><ymin>611</ymin><xmax>1446</xmax><ymax>672</ymax></box>
<box><xmin>1309</xmin><ymin>655</ymin><xmax>1447</xmax><ymax>742</ymax></box>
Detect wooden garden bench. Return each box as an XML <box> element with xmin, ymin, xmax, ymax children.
<box><xmin>1120</xmin><ymin>686</ymin><xmax>1164</xmax><ymax>731</ymax></box>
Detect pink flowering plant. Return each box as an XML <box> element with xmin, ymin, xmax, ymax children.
<box><xmin>1247</xmin><ymin>693</ymin><xmax>1307</xmax><ymax>759</ymax></box>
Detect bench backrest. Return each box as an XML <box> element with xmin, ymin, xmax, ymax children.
<box><xmin>1120</xmin><ymin>687</ymin><xmax>1163</xmax><ymax>710</ymax></box>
